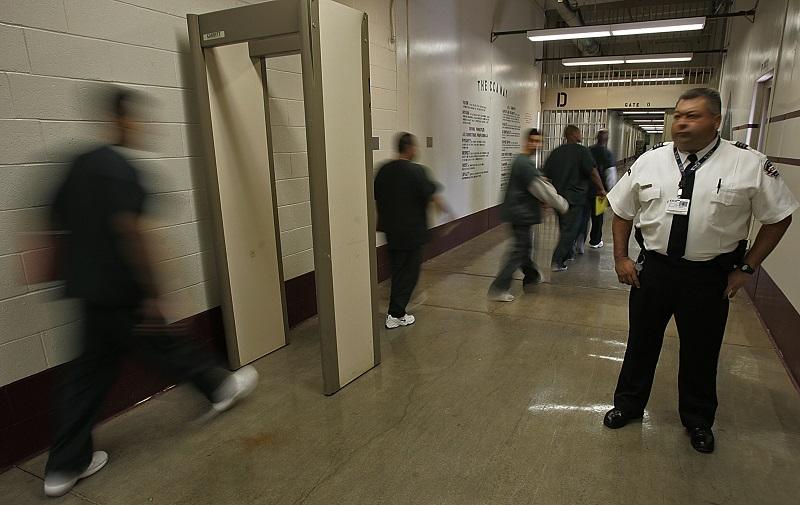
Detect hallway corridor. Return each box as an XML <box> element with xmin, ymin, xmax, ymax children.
<box><xmin>3</xmin><ymin>226</ymin><xmax>800</xmax><ymax>504</ymax></box>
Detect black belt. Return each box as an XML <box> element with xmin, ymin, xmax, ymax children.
<box><xmin>639</xmin><ymin>238</ymin><xmax>746</xmax><ymax>272</ymax></box>
<box><xmin>645</xmin><ymin>251</ymin><xmax>722</xmax><ymax>269</ymax></box>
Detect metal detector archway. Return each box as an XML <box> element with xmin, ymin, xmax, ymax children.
<box><xmin>187</xmin><ymin>0</ymin><xmax>380</xmax><ymax>395</ymax></box>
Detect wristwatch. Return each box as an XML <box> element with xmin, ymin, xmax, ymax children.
<box><xmin>738</xmin><ymin>263</ymin><xmax>756</xmax><ymax>275</ymax></box>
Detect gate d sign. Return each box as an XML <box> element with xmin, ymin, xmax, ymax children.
<box><xmin>557</xmin><ymin>92</ymin><xmax>567</xmax><ymax>108</ymax></box>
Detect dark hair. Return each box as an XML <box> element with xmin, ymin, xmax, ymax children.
<box><xmin>397</xmin><ymin>132</ymin><xmax>416</xmax><ymax>153</ymax></box>
<box><xmin>564</xmin><ymin>125</ymin><xmax>580</xmax><ymax>138</ymax></box>
<box><xmin>596</xmin><ymin>129</ymin><xmax>608</xmax><ymax>140</ymax></box>
<box><xmin>676</xmin><ymin>87</ymin><xmax>722</xmax><ymax>116</ymax></box>
<box><xmin>526</xmin><ymin>128</ymin><xmax>541</xmax><ymax>138</ymax></box>
<box><xmin>110</xmin><ymin>87</ymin><xmax>141</xmax><ymax>119</ymax></box>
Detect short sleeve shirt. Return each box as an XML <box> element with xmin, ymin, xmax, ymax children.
<box><xmin>52</xmin><ymin>145</ymin><xmax>147</xmax><ymax>304</ymax></box>
<box><xmin>374</xmin><ymin>159</ymin><xmax>439</xmax><ymax>249</ymax></box>
<box><xmin>543</xmin><ymin>143</ymin><xmax>596</xmax><ymax>205</ymax></box>
<box><xmin>607</xmin><ymin>138</ymin><xmax>799</xmax><ymax>261</ymax></box>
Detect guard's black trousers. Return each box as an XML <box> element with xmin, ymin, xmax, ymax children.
<box><xmin>613</xmin><ymin>252</ymin><xmax>730</xmax><ymax>429</ymax></box>
<box><xmin>46</xmin><ymin>304</ymin><xmax>229</xmax><ymax>474</ymax></box>
<box><xmin>388</xmin><ymin>247</ymin><xmax>423</xmax><ymax>318</ymax></box>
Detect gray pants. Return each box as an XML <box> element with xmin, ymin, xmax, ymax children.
<box><xmin>490</xmin><ymin>224</ymin><xmax>540</xmax><ymax>292</ymax></box>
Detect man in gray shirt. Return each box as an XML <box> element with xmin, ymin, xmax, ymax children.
<box><xmin>488</xmin><ymin>128</ymin><xmax>567</xmax><ymax>301</ymax></box>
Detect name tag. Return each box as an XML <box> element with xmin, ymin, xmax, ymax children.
<box><xmin>666</xmin><ymin>198</ymin><xmax>690</xmax><ymax>215</ymax></box>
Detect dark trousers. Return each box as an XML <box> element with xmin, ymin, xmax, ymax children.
<box><xmin>388</xmin><ymin>247</ymin><xmax>423</xmax><ymax>317</ymax></box>
<box><xmin>613</xmin><ymin>253</ymin><xmax>730</xmax><ymax>429</ymax></box>
<box><xmin>589</xmin><ymin>211</ymin><xmax>604</xmax><ymax>246</ymax></box>
<box><xmin>552</xmin><ymin>204</ymin><xmax>585</xmax><ymax>266</ymax></box>
<box><xmin>46</xmin><ymin>304</ymin><xmax>229</xmax><ymax>474</ymax></box>
<box><xmin>490</xmin><ymin>224</ymin><xmax>539</xmax><ymax>292</ymax></box>
<box><xmin>575</xmin><ymin>202</ymin><xmax>593</xmax><ymax>251</ymax></box>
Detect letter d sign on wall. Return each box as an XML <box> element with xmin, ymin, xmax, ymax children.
<box><xmin>557</xmin><ymin>92</ymin><xmax>568</xmax><ymax>108</ymax></box>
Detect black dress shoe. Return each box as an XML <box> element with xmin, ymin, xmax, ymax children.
<box><xmin>603</xmin><ymin>408</ymin><xmax>642</xmax><ymax>429</ymax></box>
<box><xmin>687</xmin><ymin>427</ymin><xmax>715</xmax><ymax>453</ymax></box>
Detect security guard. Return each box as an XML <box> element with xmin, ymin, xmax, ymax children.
<box><xmin>603</xmin><ymin>88</ymin><xmax>798</xmax><ymax>454</ymax></box>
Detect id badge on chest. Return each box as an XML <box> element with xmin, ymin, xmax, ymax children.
<box><xmin>666</xmin><ymin>198</ymin><xmax>690</xmax><ymax>215</ymax></box>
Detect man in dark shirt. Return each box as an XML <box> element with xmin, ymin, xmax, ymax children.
<box><xmin>544</xmin><ymin>125</ymin><xmax>606</xmax><ymax>271</ymax></box>
<box><xmin>586</xmin><ymin>130</ymin><xmax>615</xmax><ymax>248</ymax></box>
<box><xmin>374</xmin><ymin>133</ymin><xmax>450</xmax><ymax>329</ymax></box>
<box><xmin>44</xmin><ymin>88</ymin><xmax>258</xmax><ymax>497</ymax></box>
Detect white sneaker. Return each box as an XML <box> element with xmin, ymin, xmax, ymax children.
<box><xmin>44</xmin><ymin>451</ymin><xmax>108</xmax><ymax>497</ymax></box>
<box><xmin>385</xmin><ymin>314</ymin><xmax>415</xmax><ymax>329</ymax></box>
<box><xmin>488</xmin><ymin>291</ymin><xmax>515</xmax><ymax>302</ymax></box>
<box><xmin>589</xmin><ymin>241</ymin><xmax>604</xmax><ymax>249</ymax></box>
<box><xmin>211</xmin><ymin>365</ymin><xmax>258</xmax><ymax>413</ymax></box>
<box><xmin>552</xmin><ymin>263</ymin><xmax>568</xmax><ymax>272</ymax></box>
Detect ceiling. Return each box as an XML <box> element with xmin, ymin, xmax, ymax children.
<box><xmin>535</xmin><ymin>0</ymin><xmax>737</xmax><ymax>74</ymax></box>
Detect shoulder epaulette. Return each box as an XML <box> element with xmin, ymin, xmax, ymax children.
<box><xmin>651</xmin><ymin>142</ymin><xmax>666</xmax><ymax>150</ymax></box>
<box><xmin>763</xmin><ymin>159</ymin><xmax>780</xmax><ymax>178</ymax></box>
<box><xmin>734</xmin><ymin>141</ymin><xmax>750</xmax><ymax>150</ymax></box>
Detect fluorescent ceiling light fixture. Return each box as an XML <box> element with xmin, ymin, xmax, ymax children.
<box><xmin>563</xmin><ymin>57</ymin><xmax>625</xmax><ymax>67</ymax></box>
<box><xmin>532</xmin><ymin>17</ymin><xmax>704</xmax><ymax>44</ymax></box>
<box><xmin>611</xmin><ymin>17</ymin><xmax>705</xmax><ymax>36</ymax></box>
<box><xmin>633</xmin><ymin>76</ymin><xmax>685</xmax><ymax>82</ymax></box>
<box><xmin>563</xmin><ymin>53</ymin><xmax>693</xmax><ymax>66</ymax></box>
<box><xmin>584</xmin><ymin>78</ymin><xmax>632</xmax><ymax>84</ymax></box>
<box><xmin>623</xmin><ymin>111</ymin><xmax>663</xmax><ymax>114</ymax></box>
<box><xmin>625</xmin><ymin>52</ymin><xmax>693</xmax><ymax>63</ymax></box>
<box><xmin>528</xmin><ymin>25</ymin><xmax>611</xmax><ymax>42</ymax></box>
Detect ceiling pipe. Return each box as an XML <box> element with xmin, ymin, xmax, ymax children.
<box><xmin>554</xmin><ymin>0</ymin><xmax>602</xmax><ymax>56</ymax></box>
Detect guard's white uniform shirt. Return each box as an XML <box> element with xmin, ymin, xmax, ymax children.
<box><xmin>607</xmin><ymin>137</ymin><xmax>799</xmax><ymax>261</ymax></box>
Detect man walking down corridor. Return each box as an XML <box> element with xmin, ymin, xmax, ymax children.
<box><xmin>544</xmin><ymin>125</ymin><xmax>607</xmax><ymax>271</ymax></box>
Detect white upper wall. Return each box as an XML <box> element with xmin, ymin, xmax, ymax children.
<box><xmin>719</xmin><ymin>0</ymin><xmax>800</xmax><ymax>312</ymax></box>
<box><xmin>0</xmin><ymin>0</ymin><xmax>544</xmax><ymax>386</ymax></box>
<box><xmin>405</xmin><ymin>0</ymin><xmax>544</xmax><ymax>220</ymax></box>
<box><xmin>0</xmin><ymin>0</ymin><xmax>268</xmax><ymax>386</ymax></box>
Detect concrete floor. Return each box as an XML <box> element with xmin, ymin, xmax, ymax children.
<box><xmin>3</xmin><ymin>224</ymin><xmax>800</xmax><ymax>504</ymax></box>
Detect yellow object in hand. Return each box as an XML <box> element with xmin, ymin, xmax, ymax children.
<box><xmin>595</xmin><ymin>196</ymin><xmax>608</xmax><ymax>216</ymax></box>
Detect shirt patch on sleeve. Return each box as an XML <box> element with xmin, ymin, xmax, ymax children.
<box><xmin>763</xmin><ymin>160</ymin><xmax>780</xmax><ymax>178</ymax></box>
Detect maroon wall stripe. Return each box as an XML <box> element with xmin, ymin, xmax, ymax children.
<box><xmin>768</xmin><ymin>156</ymin><xmax>800</xmax><ymax>167</ymax></box>
<box><xmin>745</xmin><ymin>268</ymin><xmax>800</xmax><ymax>391</ymax></box>
<box><xmin>0</xmin><ymin>204</ymin><xmax>504</xmax><ymax>470</ymax></box>
<box><xmin>769</xmin><ymin>109</ymin><xmax>800</xmax><ymax>124</ymax></box>
<box><xmin>0</xmin><ymin>307</ymin><xmax>226</xmax><ymax>471</ymax></box>
<box><xmin>732</xmin><ymin>123</ymin><xmax>760</xmax><ymax>131</ymax></box>
<box><xmin>284</xmin><ymin>270</ymin><xmax>317</xmax><ymax>327</ymax></box>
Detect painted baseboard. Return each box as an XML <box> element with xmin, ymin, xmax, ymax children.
<box><xmin>0</xmin><ymin>205</ymin><xmax>504</xmax><ymax>470</ymax></box>
<box><xmin>745</xmin><ymin>267</ymin><xmax>800</xmax><ymax>390</ymax></box>
<box><xmin>0</xmin><ymin>307</ymin><xmax>226</xmax><ymax>470</ymax></box>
